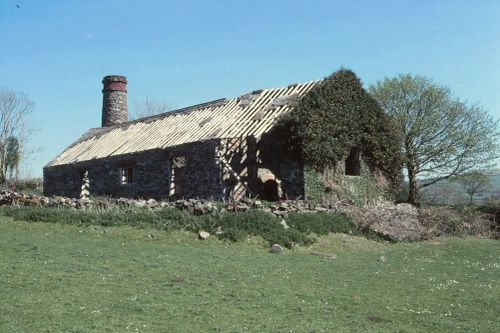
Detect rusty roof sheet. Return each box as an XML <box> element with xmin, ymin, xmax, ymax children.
<box><xmin>47</xmin><ymin>80</ymin><xmax>319</xmax><ymax>167</ymax></box>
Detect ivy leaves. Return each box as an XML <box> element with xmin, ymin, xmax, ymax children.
<box><xmin>275</xmin><ymin>69</ymin><xmax>402</xmax><ymax>187</ymax></box>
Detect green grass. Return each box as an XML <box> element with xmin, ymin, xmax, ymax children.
<box><xmin>0</xmin><ymin>216</ymin><xmax>499</xmax><ymax>332</ymax></box>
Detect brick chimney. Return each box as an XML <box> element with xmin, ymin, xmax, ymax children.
<box><xmin>102</xmin><ymin>75</ymin><xmax>128</xmax><ymax>127</ymax></box>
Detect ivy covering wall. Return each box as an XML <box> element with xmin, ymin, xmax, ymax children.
<box><xmin>274</xmin><ymin>69</ymin><xmax>402</xmax><ymax>201</ymax></box>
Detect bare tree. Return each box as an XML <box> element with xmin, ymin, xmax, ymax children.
<box><xmin>369</xmin><ymin>74</ymin><xmax>499</xmax><ymax>204</ymax></box>
<box><xmin>0</xmin><ymin>88</ymin><xmax>35</xmax><ymax>184</ymax></box>
<box><xmin>455</xmin><ymin>171</ymin><xmax>491</xmax><ymax>204</ymax></box>
<box><xmin>132</xmin><ymin>97</ymin><xmax>173</xmax><ymax>120</ymax></box>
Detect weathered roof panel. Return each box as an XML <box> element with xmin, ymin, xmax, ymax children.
<box><xmin>46</xmin><ymin>80</ymin><xmax>319</xmax><ymax>167</ymax></box>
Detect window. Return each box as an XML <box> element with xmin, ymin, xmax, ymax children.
<box><xmin>170</xmin><ymin>156</ymin><xmax>186</xmax><ymax>196</ymax></box>
<box><xmin>345</xmin><ymin>148</ymin><xmax>361</xmax><ymax>176</ymax></box>
<box><xmin>119</xmin><ymin>166</ymin><xmax>134</xmax><ymax>184</ymax></box>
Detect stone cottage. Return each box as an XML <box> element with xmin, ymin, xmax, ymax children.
<box><xmin>44</xmin><ymin>75</ymin><xmax>362</xmax><ymax>201</ymax></box>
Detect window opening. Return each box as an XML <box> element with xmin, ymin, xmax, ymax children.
<box><xmin>170</xmin><ymin>156</ymin><xmax>186</xmax><ymax>197</ymax></box>
<box><xmin>172</xmin><ymin>156</ymin><xmax>186</xmax><ymax>168</ymax></box>
<box><xmin>119</xmin><ymin>166</ymin><xmax>134</xmax><ymax>184</ymax></box>
<box><xmin>345</xmin><ymin>148</ymin><xmax>361</xmax><ymax>176</ymax></box>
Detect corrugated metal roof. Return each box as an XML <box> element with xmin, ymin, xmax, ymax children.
<box><xmin>47</xmin><ymin>80</ymin><xmax>319</xmax><ymax>167</ymax></box>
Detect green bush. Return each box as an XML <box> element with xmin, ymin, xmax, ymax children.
<box><xmin>287</xmin><ymin>212</ymin><xmax>353</xmax><ymax>234</ymax></box>
<box><xmin>216</xmin><ymin>210</ymin><xmax>312</xmax><ymax>248</ymax></box>
<box><xmin>0</xmin><ymin>205</ymin><xmax>378</xmax><ymax>248</ymax></box>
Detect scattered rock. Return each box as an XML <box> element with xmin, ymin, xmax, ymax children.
<box><xmin>146</xmin><ymin>198</ymin><xmax>158</xmax><ymax>208</ymax></box>
<box><xmin>270</xmin><ymin>243</ymin><xmax>283</xmax><ymax>254</ymax></box>
<box><xmin>353</xmin><ymin>202</ymin><xmax>424</xmax><ymax>242</ymax></box>
<box><xmin>273</xmin><ymin>210</ymin><xmax>287</xmax><ymax>217</ymax></box>
<box><xmin>311</xmin><ymin>252</ymin><xmax>337</xmax><ymax>260</ymax></box>
<box><xmin>240</xmin><ymin>197</ymin><xmax>253</xmax><ymax>205</ymax></box>
<box><xmin>279</xmin><ymin>219</ymin><xmax>289</xmax><ymax>230</ymax></box>
<box><xmin>18</xmin><ymin>197</ymin><xmax>40</xmax><ymax>206</ymax></box>
<box><xmin>135</xmin><ymin>200</ymin><xmax>147</xmax><ymax>208</ymax></box>
<box><xmin>198</xmin><ymin>231</ymin><xmax>210</xmax><ymax>240</ymax></box>
<box><xmin>193</xmin><ymin>203</ymin><xmax>205</xmax><ymax>215</ymax></box>
<box><xmin>236</xmin><ymin>204</ymin><xmax>249</xmax><ymax>212</ymax></box>
<box><xmin>279</xmin><ymin>202</ymin><xmax>289</xmax><ymax>210</ymax></box>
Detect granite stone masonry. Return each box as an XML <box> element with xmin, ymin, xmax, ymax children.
<box><xmin>44</xmin><ymin>140</ymin><xmax>224</xmax><ymax>199</ymax></box>
<box><xmin>1</xmin><ymin>189</ymin><xmax>344</xmax><ymax>216</ymax></box>
<box><xmin>102</xmin><ymin>75</ymin><xmax>128</xmax><ymax>127</ymax></box>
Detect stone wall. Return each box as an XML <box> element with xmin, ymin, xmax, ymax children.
<box><xmin>278</xmin><ymin>160</ymin><xmax>304</xmax><ymax>199</ymax></box>
<box><xmin>219</xmin><ymin>136</ymin><xmax>305</xmax><ymax>200</ymax></box>
<box><xmin>44</xmin><ymin>133</ymin><xmax>305</xmax><ymax>201</ymax></box>
<box><xmin>257</xmin><ymin>133</ymin><xmax>304</xmax><ymax>200</ymax></box>
<box><xmin>44</xmin><ymin>140</ymin><xmax>224</xmax><ymax>200</ymax></box>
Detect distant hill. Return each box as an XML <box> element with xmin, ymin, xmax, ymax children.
<box><xmin>419</xmin><ymin>170</ymin><xmax>500</xmax><ymax>204</ymax></box>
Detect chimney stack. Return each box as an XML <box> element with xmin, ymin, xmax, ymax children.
<box><xmin>102</xmin><ymin>75</ymin><xmax>128</xmax><ymax>127</ymax></box>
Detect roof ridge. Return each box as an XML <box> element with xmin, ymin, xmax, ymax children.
<box><xmin>104</xmin><ymin>79</ymin><xmax>320</xmax><ymax>128</ymax></box>
<box><xmin>126</xmin><ymin>98</ymin><xmax>229</xmax><ymax>125</ymax></box>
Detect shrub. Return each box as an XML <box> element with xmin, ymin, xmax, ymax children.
<box><xmin>476</xmin><ymin>200</ymin><xmax>500</xmax><ymax>238</ymax></box>
<box><xmin>419</xmin><ymin>205</ymin><xmax>497</xmax><ymax>238</ymax></box>
<box><xmin>213</xmin><ymin>210</ymin><xmax>312</xmax><ymax>248</ymax></box>
<box><xmin>8</xmin><ymin>178</ymin><xmax>43</xmax><ymax>196</ymax></box>
<box><xmin>0</xmin><ymin>205</ymin><xmax>378</xmax><ymax>247</ymax></box>
<box><xmin>478</xmin><ymin>199</ymin><xmax>500</xmax><ymax>217</ymax></box>
<box><xmin>286</xmin><ymin>212</ymin><xmax>354</xmax><ymax>235</ymax></box>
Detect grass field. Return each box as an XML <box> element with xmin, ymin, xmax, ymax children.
<box><xmin>0</xmin><ymin>216</ymin><xmax>499</xmax><ymax>332</ymax></box>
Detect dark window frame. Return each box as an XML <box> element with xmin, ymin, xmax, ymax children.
<box><xmin>119</xmin><ymin>166</ymin><xmax>134</xmax><ymax>185</ymax></box>
<box><xmin>345</xmin><ymin>148</ymin><xmax>361</xmax><ymax>176</ymax></box>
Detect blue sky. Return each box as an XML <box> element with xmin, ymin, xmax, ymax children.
<box><xmin>1</xmin><ymin>0</ymin><xmax>499</xmax><ymax>177</ymax></box>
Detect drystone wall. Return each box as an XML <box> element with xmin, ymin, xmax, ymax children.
<box><xmin>44</xmin><ymin>140</ymin><xmax>224</xmax><ymax>200</ymax></box>
<box><xmin>1</xmin><ymin>189</ymin><xmax>426</xmax><ymax>241</ymax></box>
<box><xmin>1</xmin><ymin>190</ymin><xmax>341</xmax><ymax>216</ymax></box>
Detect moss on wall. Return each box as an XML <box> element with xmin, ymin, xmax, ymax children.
<box><xmin>304</xmin><ymin>161</ymin><xmax>390</xmax><ymax>206</ymax></box>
